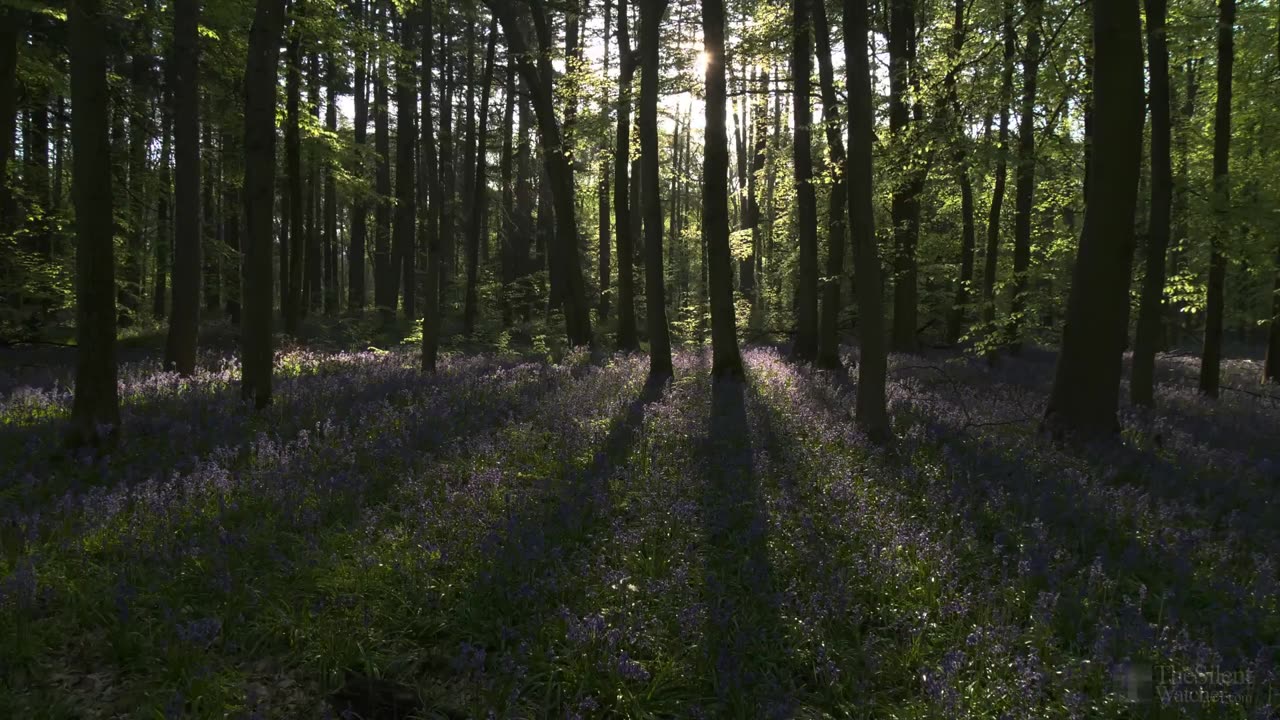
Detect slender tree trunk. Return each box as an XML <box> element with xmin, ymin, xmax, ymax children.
<box><xmin>742</xmin><ymin>68</ymin><xmax>766</xmax><ymax>309</ymax></box>
<box><xmin>1009</xmin><ymin>0</ymin><xmax>1042</xmax><ymax>355</ymax></box>
<box><xmin>1043</xmin><ymin>0</ymin><xmax>1144</xmax><ymax>438</ymax></box>
<box><xmin>0</xmin><ymin>7</ymin><xmax>26</xmax><ymax>231</ymax></box>
<box><xmin>373</xmin><ymin>37</ymin><xmax>392</xmax><ymax>320</ymax></box>
<box><xmin>68</xmin><ymin>0</ymin><xmax>120</xmax><ymax>447</ymax></box>
<box><xmin>222</xmin><ymin>130</ymin><xmax>242</xmax><ymax>324</ymax></box>
<box><xmin>788</xmin><ymin>0</ymin><xmax>819</xmax><ymax>362</ymax></box>
<box><xmin>153</xmin><ymin>90</ymin><xmax>171</xmax><ymax>319</ymax></box>
<box><xmin>240</xmin><ymin>0</ymin><xmax>286</xmax><ymax>408</ymax></box>
<box><xmin>888</xmin><ymin>0</ymin><xmax>921</xmax><ymax>353</ymax></box>
<box><xmin>1199</xmin><ymin>0</ymin><xmax>1234</xmax><ymax>397</ymax></box>
<box><xmin>438</xmin><ymin>26</ymin><xmax>456</xmax><ymax>324</ymax></box>
<box><xmin>421</xmin><ymin>2</ymin><xmax>443</xmax><ymax>370</ymax></box>
<box><xmin>814</xmin><ymin>0</ymin><xmax>847</xmax><ymax>369</ymax></box>
<box><xmin>498</xmin><ymin>58</ymin><xmax>516</xmax><ymax>327</ymax></box>
<box><xmin>1266</xmin><ymin>13</ymin><xmax>1280</xmax><ymax>384</ymax></box>
<box><xmin>944</xmin><ymin>0</ymin><xmax>977</xmax><ymax>345</ymax></box>
<box><xmin>702</xmin><ymin>0</ymin><xmax>744</xmax><ymax>378</ymax></box>
<box><xmin>165</xmin><ymin>0</ymin><xmax>201</xmax><ymax>375</ymax></box>
<box><xmin>982</xmin><ymin>0</ymin><xmax>1015</xmax><ymax>360</ymax></box>
<box><xmin>283</xmin><ymin>19</ymin><xmax>303</xmax><ymax>332</ymax></box>
<box><xmin>639</xmin><ymin>0</ymin><xmax>673</xmax><ymax>376</ymax></box>
<box><xmin>1131</xmin><ymin>0</ymin><xmax>1173</xmax><ymax>406</ymax></box>
<box><xmin>391</xmin><ymin>11</ymin><xmax>417</xmax><ymax>321</ymax></box>
<box><xmin>349</xmin><ymin>0</ymin><xmax>368</xmax><ymax>312</ymax></box>
<box><xmin>843</xmin><ymin>0</ymin><xmax>890</xmax><ymax>441</ymax></box>
<box><xmin>324</xmin><ymin>56</ymin><xmax>339</xmax><ymax>316</ymax></box>
<box><xmin>598</xmin><ymin>0</ymin><xmax>613</xmax><ymax>324</ymax></box>
<box><xmin>305</xmin><ymin>53</ymin><xmax>322</xmax><ymax>314</ymax></box>
<box><xmin>202</xmin><ymin>123</ymin><xmax>220</xmax><ymax>314</ymax></box>
<box><xmin>463</xmin><ymin>21</ymin><xmax>497</xmax><ymax>335</ymax></box>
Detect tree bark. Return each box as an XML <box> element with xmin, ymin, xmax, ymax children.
<box><xmin>421</xmin><ymin>2</ymin><xmax>443</xmax><ymax>371</ymax></box>
<box><xmin>165</xmin><ymin>0</ymin><xmax>201</xmax><ymax>375</ymax></box>
<box><xmin>888</xmin><ymin>0</ymin><xmax>921</xmax><ymax>353</ymax></box>
<box><xmin>703</xmin><ymin>0</ymin><xmax>744</xmax><ymax>378</ymax></box>
<box><xmin>944</xmin><ymin>0</ymin><xmax>977</xmax><ymax>345</ymax></box>
<box><xmin>464</xmin><ymin>21</ymin><xmax>497</xmax><ymax>335</ymax></box>
<box><xmin>323</xmin><ymin>56</ymin><xmax>339</xmax><ymax>316</ymax></box>
<box><xmin>0</xmin><ymin>7</ymin><xmax>27</xmax><ymax>232</ymax></box>
<box><xmin>153</xmin><ymin>86</ymin><xmax>171</xmax><ymax>319</ymax></box>
<box><xmin>240</xmin><ymin>0</ymin><xmax>287</xmax><ymax>408</ymax></box>
<box><xmin>639</xmin><ymin>0</ymin><xmax>673</xmax><ymax>376</ymax></box>
<box><xmin>392</xmin><ymin>11</ymin><xmax>417</xmax><ymax>321</ymax></box>
<box><xmin>373</xmin><ymin>28</ymin><xmax>393</xmax><ymax>321</ymax></box>
<box><xmin>813</xmin><ymin>0</ymin><xmax>847</xmax><ymax>370</ymax></box>
<box><xmin>790</xmin><ymin>0</ymin><xmax>819</xmax><ymax>362</ymax></box>
<box><xmin>597</xmin><ymin>0</ymin><xmax>613</xmax><ymax>324</ymax></box>
<box><xmin>843</xmin><ymin>0</ymin><xmax>890</xmax><ymax>442</ymax></box>
<box><xmin>1131</xmin><ymin>0</ymin><xmax>1173</xmax><ymax>406</ymax></box>
<box><xmin>68</xmin><ymin>0</ymin><xmax>121</xmax><ymax>447</ymax></box>
<box><xmin>982</xmin><ymin>0</ymin><xmax>1015</xmax><ymax>360</ymax></box>
<box><xmin>1199</xmin><ymin>0</ymin><xmax>1234</xmax><ymax>397</ymax></box>
<box><xmin>1009</xmin><ymin>0</ymin><xmax>1043</xmax><ymax>356</ymax></box>
<box><xmin>1043</xmin><ymin>0</ymin><xmax>1144</xmax><ymax>439</ymax></box>
<box><xmin>349</xmin><ymin>0</ymin><xmax>368</xmax><ymax>312</ymax></box>
<box><xmin>283</xmin><ymin>16</ymin><xmax>303</xmax><ymax>332</ymax></box>
<box><xmin>222</xmin><ymin>130</ymin><xmax>242</xmax><ymax>324</ymax></box>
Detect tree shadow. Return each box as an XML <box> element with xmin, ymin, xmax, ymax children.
<box><xmin>700</xmin><ymin>376</ymin><xmax>791</xmax><ymax>717</ymax></box>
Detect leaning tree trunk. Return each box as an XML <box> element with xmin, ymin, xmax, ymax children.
<box><xmin>703</xmin><ymin>0</ymin><xmax>745</xmax><ymax>378</ymax></box>
<box><xmin>1009</xmin><ymin>0</ymin><xmax>1042</xmax><ymax>356</ymax></box>
<box><xmin>639</xmin><ymin>0</ymin><xmax>673</xmax><ymax>376</ymax></box>
<box><xmin>1043</xmin><ymin>0</ymin><xmax>1144</xmax><ymax>439</ymax></box>
<box><xmin>165</xmin><ymin>0</ymin><xmax>201</xmax><ymax>376</ymax></box>
<box><xmin>240</xmin><ymin>0</ymin><xmax>287</xmax><ymax>408</ymax></box>
<box><xmin>789</xmin><ymin>0</ymin><xmax>819</xmax><ymax>362</ymax></box>
<box><xmin>813</xmin><ymin>0</ymin><xmax>847</xmax><ymax>370</ymax></box>
<box><xmin>68</xmin><ymin>0</ymin><xmax>120</xmax><ymax>447</ymax></box>
<box><xmin>843</xmin><ymin>0</ymin><xmax>890</xmax><ymax>442</ymax></box>
<box><xmin>1199</xmin><ymin>0</ymin><xmax>1234</xmax><ymax>398</ymax></box>
<box><xmin>1131</xmin><ymin>0</ymin><xmax>1173</xmax><ymax>406</ymax></box>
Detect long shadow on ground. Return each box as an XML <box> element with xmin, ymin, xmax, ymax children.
<box><xmin>700</xmin><ymin>377</ymin><xmax>791</xmax><ymax>718</ymax></box>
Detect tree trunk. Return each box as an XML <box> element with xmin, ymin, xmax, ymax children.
<box><xmin>283</xmin><ymin>18</ymin><xmax>303</xmax><ymax>333</ymax></box>
<box><xmin>597</xmin><ymin>0</ymin><xmax>613</xmax><ymax>325</ymax></box>
<box><xmin>982</xmin><ymin>0</ymin><xmax>1015</xmax><ymax>361</ymax></box>
<box><xmin>814</xmin><ymin>0</ymin><xmax>847</xmax><ymax>370</ymax></box>
<box><xmin>843</xmin><ymin>0</ymin><xmax>890</xmax><ymax>442</ymax></box>
<box><xmin>486</xmin><ymin>0</ymin><xmax>593</xmax><ymax>347</ymax></box>
<box><xmin>888</xmin><ymin>0</ymin><xmax>921</xmax><ymax>353</ymax></box>
<box><xmin>68</xmin><ymin>0</ymin><xmax>120</xmax><ymax>447</ymax></box>
<box><xmin>240</xmin><ymin>0</ymin><xmax>286</xmax><ymax>408</ymax></box>
<box><xmin>165</xmin><ymin>0</ymin><xmax>201</xmax><ymax>375</ymax></box>
<box><xmin>222</xmin><ymin>130</ymin><xmax>242</xmax><ymax>324</ymax></box>
<box><xmin>464</xmin><ymin>21</ymin><xmax>497</xmax><ymax>335</ymax></box>
<box><xmin>1199</xmin><ymin>0</ymin><xmax>1234</xmax><ymax>398</ymax></box>
<box><xmin>392</xmin><ymin>11</ymin><xmax>416</xmax><ymax>321</ymax></box>
<box><xmin>438</xmin><ymin>26</ymin><xmax>456</xmax><ymax>324</ymax></box>
<box><xmin>202</xmin><ymin>123</ymin><xmax>220</xmax><ymax>314</ymax></box>
<box><xmin>305</xmin><ymin>53</ymin><xmax>322</xmax><ymax>314</ymax></box>
<box><xmin>348</xmin><ymin>0</ymin><xmax>368</xmax><ymax>312</ymax></box>
<box><xmin>421</xmin><ymin>2</ymin><xmax>442</xmax><ymax>370</ymax></box>
<box><xmin>702</xmin><ymin>0</ymin><xmax>744</xmax><ymax>378</ymax></box>
<box><xmin>153</xmin><ymin>88</ymin><xmax>171</xmax><ymax>319</ymax></box>
<box><xmin>639</xmin><ymin>0</ymin><xmax>673</xmax><ymax>376</ymax></box>
<box><xmin>944</xmin><ymin>0</ymin><xmax>977</xmax><ymax>345</ymax></box>
<box><xmin>324</xmin><ymin>56</ymin><xmax>339</xmax><ymax>316</ymax></box>
<box><xmin>373</xmin><ymin>33</ymin><xmax>393</xmax><ymax>321</ymax></box>
<box><xmin>1009</xmin><ymin>0</ymin><xmax>1042</xmax><ymax>356</ymax></box>
<box><xmin>498</xmin><ymin>57</ymin><xmax>515</xmax><ymax>328</ymax></box>
<box><xmin>790</xmin><ymin>0</ymin><xmax>819</xmax><ymax>362</ymax></box>
<box><xmin>1131</xmin><ymin>0</ymin><xmax>1173</xmax><ymax>406</ymax></box>
<box><xmin>742</xmin><ymin>68</ymin><xmax>766</xmax><ymax>309</ymax></box>
<box><xmin>1043</xmin><ymin>0</ymin><xmax>1144</xmax><ymax>438</ymax></box>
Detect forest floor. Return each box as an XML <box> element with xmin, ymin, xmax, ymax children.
<box><xmin>0</xmin><ymin>332</ymin><xmax>1277</xmax><ymax>718</ymax></box>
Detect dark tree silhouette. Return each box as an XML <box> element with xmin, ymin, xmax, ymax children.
<box><xmin>68</xmin><ymin>0</ymin><xmax>120</xmax><ymax>447</ymax></box>
<box><xmin>1199</xmin><ymin>0</ymin><xmax>1235</xmax><ymax>398</ymax></box>
<box><xmin>1008</xmin><ymin>0</ymin><xmax>1042</xmax><ymax>356</ymax></box>
<box><xmin>1043</xmin><ymin>0</ymin><xmax>1144</xmax><ymax>438</ymax></box>
<box><xmin>164</xmin><ymin>0</ymin><xmax>201</xmax><ymax>375</ymax></box>
<box><xmin>813</xmin><ymin>0</ymin><xmax>847</xmax><ymax>370</ymax></box>
<box><xmin>639</xmin><ymin>0</ymin><xmax>673</xmax><ymax>377</ymax></box>
<box><xmin>789</xmin><ymin>0</ymin><xmax>819</xmax><ymax>362</ymax></box>
<box><xmin>240</xmin><ymin>0</ymin><xmax>287</xmax><ymax>408</ymax></box>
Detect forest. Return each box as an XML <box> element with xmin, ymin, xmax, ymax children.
<box><xmin>1</xmin><ymin>0</ymin><xmax>1279</xmax><ymax>716</ymax></box>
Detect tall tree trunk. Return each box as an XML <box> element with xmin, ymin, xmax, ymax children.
<box><xmin>165</xmin><ymin>0</ymin><xmax>201</xmax><ymax>375</ymax></box>
<box><xmin>1043</xmin><ymin>0</ymin><xmax>1144</xmax><ymax>438</ymax></box>
<box><xmin>703</xmin><ymin>0</ymin><xmax>744</xmax><ymax>378</ymax></box>
<box><xmin>843</xmin><ymin>0</ymin><xmax>890</xmax><ymax>441</ymax></box>
<box><xmin>349</xmin><ymin>0</ymin><xmax>368</xmax><ymax>312</ymax></box>
<box><xmin>486</xmin><ymin>0</ymin><xmax>593</xmax><ymax>347</ymax></box>
<box><xmin>982</xmin><ymin>0</ymin><xmax>1015</xmax><ymax>360</ymax></box>
<box><xmin>814</xmin><ymin>0</ymin><xmax>847</xmax><ymax>369</ymax></box>
<box><xmin>240</xmin><ymin>0</ymin><xmax>287</xmax><ymax>408</ymax></box>
<box><xmin>373</xmin><ymin>37</ymin><xmax>392</xmax><ymax>320</ymax></box>
<box><xmin>391</xmin><ymin>11</ymin><xmax>417</xmax><ymax>321</ymax></box>
<box><xmin>1131</xmin><ymin>0</ymin><xmax>1173</xmax><ymax>406</ymax></box>
<box><xmin>464</xmin><ymin>21</ymin><xmax>497</xmax><ymax>335</ymax></box>
<box><xmin>222</xmin><ymin>130</ymin><xmax>242</xmax><ymax>324</ymax></box>
<box><xmin>0</xmin><ymin>7</ymin><xmax>26</xmax><ymax>231</ymax></box>
<box><xmin>639</xmin><ymin>0</ymin><xmax>673</xmax><ymax>376</ymax></box>
<box><xmin>742</xmin><ymin>68</ymin><xmax>766</xmax><ymax>310</ymax></box>
<box><xmin>1266</xmin><ymin>11</ymin><xmax>1280</xmax><ymax>385</ymax></box>
<box><xmin>421</xmin><ymin>2</ymin><xmax>443</xmax><ymax>370</ymax></box>
<box><xmin>790</xmin><ymin>0</ymin><xmax>819</xmax><ymax>362</ymax></box>
<box><xmin>944</xmin><ymin>0</ymin><xmax>977</xmax><ymax>345</ymax></box>
<box><xmin>305</xmin><ymin>53</ymin><xmax>322</xmax><ymax>314</ymax></box>
<box><xmin>1009</xmin><ymin>0</ymin><xmax>1043</xmax><ymax>355</ymax></box>
<box><xmin>153</xmin><ymin>88</ymin><xmax>171</xmax><ymax>319</ymax></box>
<box><xmin>68</xmin><ymin>0</ymin><xmax>120</xmax><ymax>447</ymax></box>
<box><xmin>283</xmin><ymin>18</ymin><xmax>302</xmax><ymax>333</ymax></box>
<box><xmin>498</xmin><ymin>59</ymin><xmax>515</xmax><ymax>327</ymax></box>
<box><xmin>437</xmin><ymin>26</ymin><xmax>456</xmax><ymax>324</ymax></box>
<box><xmin>202</xmin><ymin>123</ymin><xmax>220</xmax><ymax>314</ymax></box>
<box><xmin>597</xmin><ymin>0</ymin><xmax>613</xmax><ymax>324</ymax></box>
<box><xmin>888</xmin><ymin>0</ymin><xmax>921</xmax><ymax>353</ymax></box>
<box><xmin>1199</xmin><ymin>0</ymin><xmax>1234</xmax><ymax>397</ymax></box>
<box><xmin>324</xmin><ymin>56</ymin><xmax>339</xmax><ymax>316</ymax></box>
